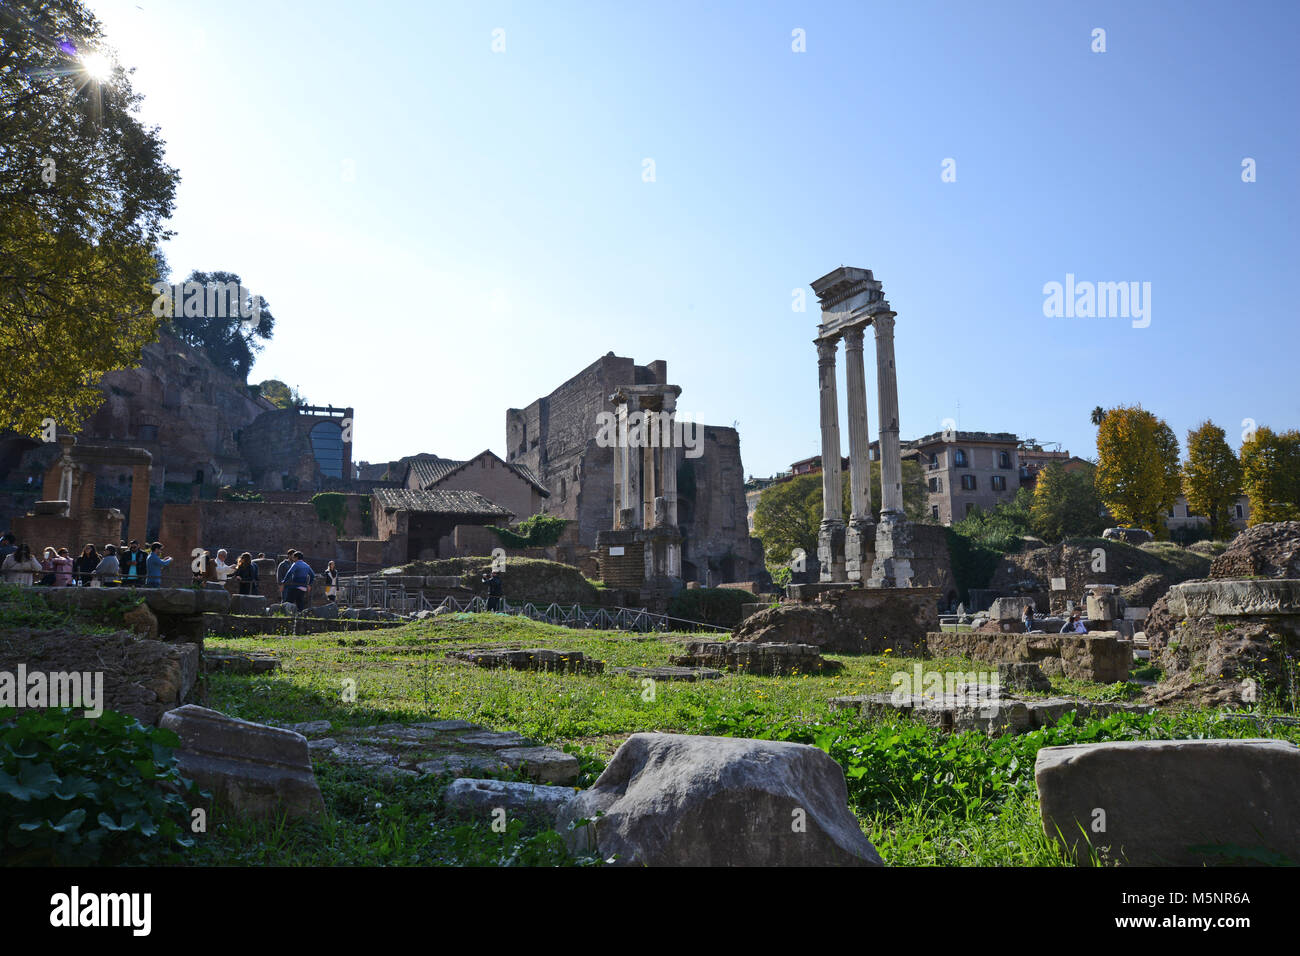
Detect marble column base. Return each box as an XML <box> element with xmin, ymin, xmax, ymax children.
<box><xmin>868</xmin><ymin>512</ymin><xmax>914</xmax><ymax>588</ymax></box>
<box><xmin>818</xmin><ymin>518</ymin><xmax>847</xmax><ymax>583</ymax></box>
<box><xmin>845</xmin><ymin>517</ymin><xmax>876</xmax><ymax>583</ymax></box>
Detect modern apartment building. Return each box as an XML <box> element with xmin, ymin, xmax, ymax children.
<box><xmin>906</xmin><ymin>431</ymin><xmax>1021</xmax><ymax>525</ymax></box>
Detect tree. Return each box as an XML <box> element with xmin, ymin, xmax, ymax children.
<box><xmin>752</xmin><ymin>460</ymin><xmax>929</xmax><ymax>567</ymax></box>
<box><xmin>1095</xmin><ymin>405</ymin><xmax>1181</xmax><ymax>537</ymax></box>
<box><xmin>1240</xmin><ymin>426</ymin><xmax>1300</xmax><ymax>523</ymax></box>
<box><xmin>0</xmin><ymin>0</ymin><xmax>179</xmax><ymax>435</ymax></box>
<box><xmin>1182</xmin><ymin>420</ymin><xmax>1243</xmax><ymax>539</ymax></box>
<box><xmin>256</xmin><ymin>379</ymin><xmax>306</xmax><ymax>409</ymax></box>
<box><xmin>1031</xmin><ymin>461</ymin><xmax>1105</xmax><ymax>542</ymax></box>
<box><xmin>1090</xmin><ymin>406</ymin><xmax>1107</xmax><ymax>427</ymax></box>
<box><xmin>752</xmin><ymin>474</ymin><xmax>821</xmax><ymax>566</ymax></box>
<box><xmin>166</xmin><ymin>269</ymin><xmax>274</xmax><ymax>381</ymax></box>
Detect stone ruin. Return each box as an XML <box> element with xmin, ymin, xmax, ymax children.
<box><xmin>670</xmin><ymin>640</ymin><xmax>842</xmax><ymax>675</ymax></box>
<box><xmin>447</xmin><ymin>647</ymin><xmax>604</xmax><ymax>674</ymax></box>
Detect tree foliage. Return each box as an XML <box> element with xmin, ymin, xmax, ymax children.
<box><xmin>0</xmin><ymin>0</ymin><xmax>178</xmax><ymax>435</ymax></box>
<box><xmin>256</xmin><ymin>379</ymin><xmax>303</xmax><ymax>409</ymax></box>
<box><xmin>952</xmin><ymin>488</ymin><xmax>1033</xmax><ymax>553</ymax></box>
<box><xmin>752</xmin><ymin>460</ymin><xmax>928</xmax><ymax>566</ymax></box>
<box><xmin>1095</xmin><ymin>405</ymin><xmax>1181</xmax><ymax>537</ymax></box>
<box><xmin>1240</xmin><ymin>426</ymin><xmax>1300</xmax><ymax>523</ymax></box>
<box><xmin>1182</xmin><ymin>420</ymin><xmax>1243</xmax><ymax>539</ymax></box>
<box><xmin>1031</xmin><ymin>461</ymin><xmax>1105</xmax><ymax>542</ymax></box>
<box><xmin>166</xmin><ymin>269</ymin><xmax>274</xmax><ymax>381</ymax></box>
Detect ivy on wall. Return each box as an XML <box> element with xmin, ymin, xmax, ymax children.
<box><xmin>311</xmin><ymin>492</ymin><xmax>347</xmax><ymax>536</ymax></box>
<box><xmin>487</xmin><ymin>513</ymin><xmax>567</xmax><ymax>549</ymax></box>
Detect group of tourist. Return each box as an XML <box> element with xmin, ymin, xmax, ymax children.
<box><xmin>3</xmin><ymin>529</ymin><xmax>343</xmax><ymax>610</ymax></box>
<box><xmin>0</xmin><ymin>534</ymin><xmax>177</xmax><ymax>588</ymax></box>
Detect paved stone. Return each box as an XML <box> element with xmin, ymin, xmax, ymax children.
<box><xmin>443</xmin><ymin>778</ymin><xmax>577</xmax><ymax>816</ymax></box>
<box><xmin>204</xmin><ymin>652</ymin><xmax>280</xmax><ymax>674</ymax></box>
<box><xmin>609</xmin><ymin>665</ymin><xmax>723</xmax><ymax>681</ymax></box>
<box><xmin>455</xmin><ymin>730</ymin><xmax>529</xmax><ymax>748</ymax></box>
<box><xmin>416</xmin><ymin>753</ymin><xmax>509</xmax><ymax>776</ymax></box>
<box><xmin>498</xmin><ymin>746</ymin><xmax>580</xmax><ymax>785</ymax></box>
<box><xmin>289</xmin><ymin>719</ymin><xmax>332</xmax><ymax>735</ymax></box>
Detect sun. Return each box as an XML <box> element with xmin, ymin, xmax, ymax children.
<box><xmin>81</xmin><ymin>52</ymin><xmax>112</xmax><ymax>82</ymax></box>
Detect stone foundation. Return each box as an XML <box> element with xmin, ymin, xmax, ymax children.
<box><xmin>447</xmin><ymin>647</ymin><xmax>604</xmax><ymax>674</ymax></box>
<box><xmin>733</xmin><ymin>586</ymin><xmax>939</xmax><ymax>654</ymax></box>
<box><xmin>670</xmin><ymin>640</ymin><xmax>841</xmax><ymax>675</ymax></box>
<box><xmin>925</xmin><ymin>630</ymin><xmax>1133</xmax><ymax>684</ymax></box>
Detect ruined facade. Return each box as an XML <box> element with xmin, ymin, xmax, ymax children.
<box><xmin>506</xmin><ymin>354</ymin><xmax>764</xmax><ymax>585</ymax></box>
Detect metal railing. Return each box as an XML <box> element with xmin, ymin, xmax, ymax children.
<box><xmin>336</xmin><ymin>574</ymin><xmax>728</xmax><ymax>633</ymax></box>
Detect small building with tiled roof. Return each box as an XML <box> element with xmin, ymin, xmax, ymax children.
<box><xmin>372</xmin><ymin>487</ymin><xmax>515</xmax><ymax>562</ymax></box>
<box><xmin>397</xmin><ymin>449</ymin><xmax>549</xmax><ymax>522</ymax></box>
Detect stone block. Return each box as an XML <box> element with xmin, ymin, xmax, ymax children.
<box><xmin>159</xmin><ymin>704</ymin><xmax>324</xmax><ymax>820</ymax></box>
<box><xmin>498</xmin><ymin>746</ymin><xmax>580</xmax><ymax>785</ymax></box>
<box><xmin>557</xmin><ymin>733</ymin><xmax>882</xmax><ymax>866</ymax></box>
<box><xmin>1035</xmin><ymin>738</ymin><xmax>1300</xmax><ymax>866</ymax></box>
<box><xmin>229</xmin><ymin>593</ymin><xmax>269</xmax><ymax>615</ymax></box>
<box><xmin>443</xmin><ymin>778</ymin><xmax>577</xmax><ymax>817</ymax></box>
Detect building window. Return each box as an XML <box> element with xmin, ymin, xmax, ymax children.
<box><xmin>931</xmin><ymin>505</ymin><xmax>939</xmax><ymax>519</ymax></box>
<box><xmin>1235</xmin><ymin>504</ymin><xmax>1244</xmax><ymax>518</ymax></box>
<box><xmin>961</xmin><ymin>474</ymin><xmax>977</xmax><ymax>491</ymax></box>
<box><xmin>998</xmin><ymin>451</ymin><xmax>1011</xmax><ymax>469</ymax></box>
<box><xmin>309</xmin><ymin>421</ymin><xmax>344</xmax><ymax>479</ymax></box>
<box><xmin>928</xmin><ymin>477</ymin><xmax>942</xmax><ymax>492</ymax></box>
<box><xmin>965</xmin><ymin>502</ymin><xmax>975</xmax><ymax>516</ymax></box>
<box><xmin>928</xmin><ymin>453</ymin><xmax>939</xmax><ymax>470</ymax></box>
<box><xmin>953</xmin><ymin>449</ymin><xmax>967</xmax><ymax>468</ymax></box>
<box><xmin>991</xmin><ymin>475</ymin><xmax>1006</xmax><ymax>491</ymax></box>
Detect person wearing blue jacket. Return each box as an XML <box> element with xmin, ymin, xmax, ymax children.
<box><xmin>145</xmin><ymin>542</ymin><xmax>172</xmax><ymax>587</ymax></box>
<box><xmin>284</xmin><ymin>551</ymin><xmax>315</xmax><ymax>611</ymax></box>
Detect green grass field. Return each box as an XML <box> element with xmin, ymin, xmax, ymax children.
<box><xmin>186</xmin><ymin>612</ymin><xmax>1299</xmax><ymax>867</ymax></box>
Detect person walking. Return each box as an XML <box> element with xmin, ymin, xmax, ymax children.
<box><xmin>483</xmin><ymin>569</ymin><xmax>504</xmax><ymax>612</ymax></box>
<box><xmin>284</xmin><ymin>551</ymin><xmax>315</xmax><ymax>611</ymax></box>
<box><xmin>2</xmin><ymin>544</ymin><xmax>44</xmax><ymax>585</ymax></box>
<box><xmin>214</xmin><ymin>549</ymin><xmax>232</xmax><ymax>584</ymax></box>
<box><xmin>322</xmin><ymin>560</ymin><xmax>339</xmax><ymax>602</ymax></box>
<box><xmin>94</xmin><ymin>544</ymin><xmax>121</xmax><ymax>587</ymax></box>
<box><xmin>233</xmin><ymin>552</ymin><xmax>258</xmax><ymax>595</ymax></box>
<box><xmin>74</xmin><ymin>544</ymin><xmax>99</xmax><ymax>587</ymax></box>
<box><xmin>1021</xmin><ymin>604</ymin><xmax>1035</xmax><ymax>633</ymax></box>
<box><xmin>53</xmin><ymin>548</ymin><xmax>74</xmax><ymax>587</ymax></box>
<box><xmin>146</xmin><ymin>542</ymin><xmax>172</xmax><ymax>588</ymax></box>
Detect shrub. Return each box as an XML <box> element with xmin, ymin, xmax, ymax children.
<box><xmin>668</xmin><ymin>587</ymin><xmax>756</xmax><ymax>628</ymax></box>
<box><xmin>311</xmin><ymin>492</ymin><xmax>348</xmax><ymax>535</ymax></box>
<box><xmin>0</xmin><ymin>708</ymin><xmax>201</xmax><ymax>865</ymax></box>
<box><xmin>487</xmin><ymin>514</ymin><xmax>567</xmax><ymax>549</ymax></box>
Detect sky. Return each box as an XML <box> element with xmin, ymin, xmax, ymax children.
<box><xmin>82</xmin><ymin>0</ymin><xmax>1299</xmax><ymax>478</ymax></box>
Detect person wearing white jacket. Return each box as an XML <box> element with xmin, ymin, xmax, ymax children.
<box><xmin>1</xmin><ymin>544</ymin><xmax>45</xmax><ymax>586</ymax></box>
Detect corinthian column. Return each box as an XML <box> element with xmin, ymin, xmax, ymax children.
<box><xmin>660</xmin><ymin>392</ymin><xmax>679</xmax><ymax>528</ymax></box>
<box><xmin>873</xmin><ymin>312</ymin><xmax>902</xmax><ymax>517</ymax></box>
<box><xmin>816</xmin><ymin>337</ymin><xmax>846</xmax><ymax>582</ymax></box>
<box><xmin>843</xmin><ymin>324</ymin><xmax>874</xmax><ymax>581</ymax></box>
<box><xmin>843</xmin><ymin>325</ymin><xmax>873</xmax><ymax>521</ymax></box>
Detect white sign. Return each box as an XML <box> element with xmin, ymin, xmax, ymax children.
<box><xmin>1051</xmin><ymin>577</ymin><xmax>1067</xmax><ymax>591</ymax></box>
<box><xmin>609</xmin><ymin>546</ymin><xmax>625</xmax><ymax>556</ymax></box>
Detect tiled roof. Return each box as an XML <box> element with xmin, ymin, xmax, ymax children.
<box><xmin>373</xmin><ymin>488</ymin><xmax>513</xmax><ymax>517</ymax></box>
<box><xmin>406</xmin><ymin>455</ymin><xmax>464</xmax><ymax>488</ymax></box>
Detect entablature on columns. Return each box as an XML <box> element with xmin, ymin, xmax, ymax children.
<box><xmin>811</xmin><ymin>266</ymin><xmax>894</xmax><ymax>342</ymax></box>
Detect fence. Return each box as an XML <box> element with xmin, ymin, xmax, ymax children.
<box><xmin>337</xmin><ymin>574</ymin><xmax>728</xmax><ymax>633</ymax></box>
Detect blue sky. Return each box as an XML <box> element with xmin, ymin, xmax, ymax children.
<box><xmin>88</xmin><ymin>0</ymin><xmax>1299</xmax><ymax>478</ymax></box>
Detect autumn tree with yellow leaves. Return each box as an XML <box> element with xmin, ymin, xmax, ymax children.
<box><xmin>1095</xmin><ymin>405</ymin><xmax>1181</xmax><ymax>537</ymax></box>
<box><xmin>1240</xmin><ymin>426</ymin><xmax>1300</xmax><ymax>523</ymax></box>
<box><xmin>1181</xmin><ymin>420</ymin><xmax>1242</xmax><ymax>539</ymax></box>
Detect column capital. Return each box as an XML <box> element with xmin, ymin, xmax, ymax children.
<box><xmin>872</xmin><ymin>311</ymin><xmax>897</xmax><ymax>338</ymax></box>
<box><xmin>842</xmin><ymin>323</ymin><xmax>866</xmax><ymax>350</ymax></box>
<box><xmin>816</xmin><ymin>337</ymin><xmax>839</xmax><ymax>364</ymax></box>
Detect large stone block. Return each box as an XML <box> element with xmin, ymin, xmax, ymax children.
<box><xmin>159</xmin><ymin>704</ymin><xmax>324</xmax><ymax>820</ymax></box>
<box><xmin>143</xmin><ymin>588</ymin><xmax>197</xmax><ymax>615</ymax></box>
<box><xmin>556</xmin><ymin>733</ymin><xmax>883</xmax><ymax>866</ymax></box>
<box><xmin>1166</xmin><ymin>579</ymin><xmax>1300</xmax><ymax>618</ymax></box>
<box><xmin>926</xmin><ymin>631</ymin><xmax>1132</xmax><ymax>684</ymax></box>
<box><xmin>443</xmin><ymin>778</ymin><xmax>576</xmax><ymax>817</ymax></box>
<box><xmin>1035</xmin><ymin>738</ymin><xmax>1300</xmax><ymax>866</ymax></box>
<box><xmin>228</xmin><ymin>593</ymin><xmax>268</xmax><ymax>615</ymax></box>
